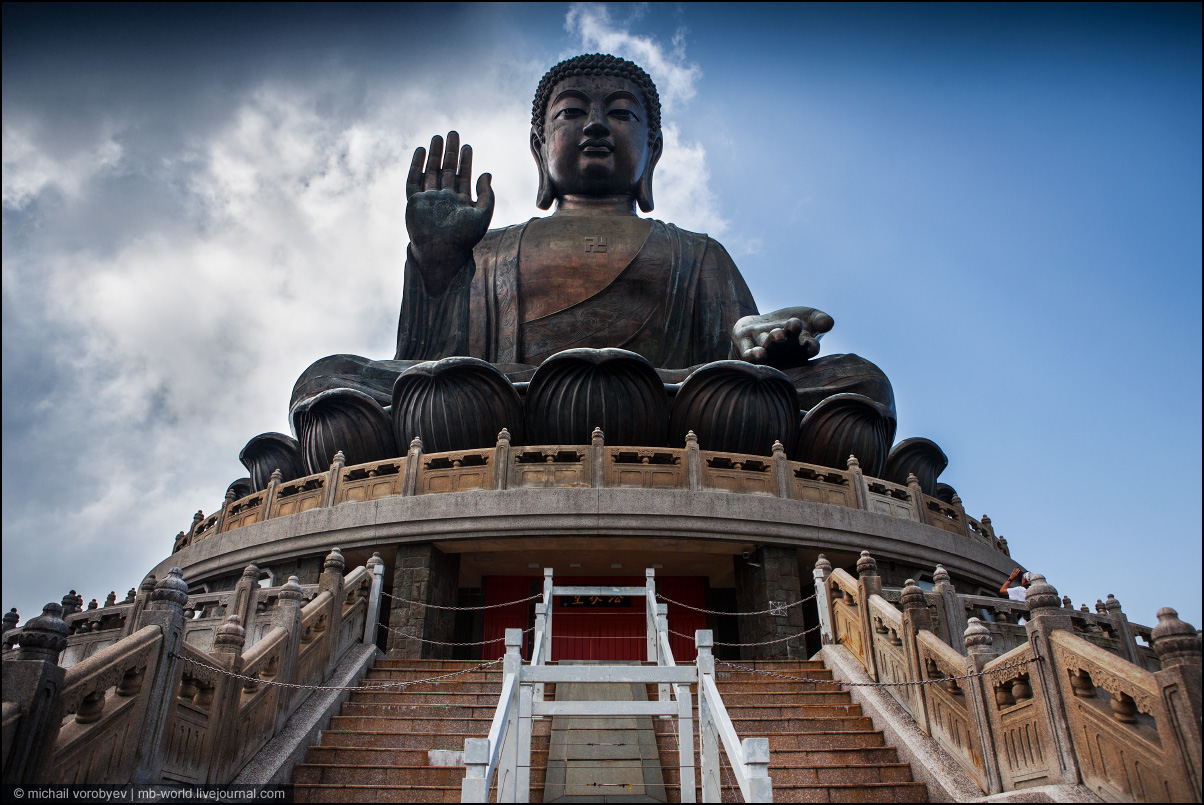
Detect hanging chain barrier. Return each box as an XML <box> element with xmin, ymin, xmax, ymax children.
<box><xmin>657</xmin><ymin>590</ymin><xmax>816</xmax><ymax>616</ymax></box>
<box><xmin>172</xmin><ymin>652</ymin><xmax>503</xmax><ymax>692</ymax></box>
<box><xmin>380</xmin><ymin>620</ymin><xmax>536</xmax><ymax>647</ymax></box>
<box><xmin>380</xmin><ymin>589</ymin><xmax>542</xmax><ymax>610</ymax></box>
<box><xmin>668</xmin><ymin>622</ymin><xmax>822</xmax><ymax>647</ymax></box>
<box><xmin>717</xmin><ymin>656</ymin><xmax>1039</xmax><ymax>687</ymax></box>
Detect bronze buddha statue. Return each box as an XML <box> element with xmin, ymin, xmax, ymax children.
<box><xmin>260</xmin><ymin>54</ymin><xmax>922</xmax><ymax>491</ymax></box>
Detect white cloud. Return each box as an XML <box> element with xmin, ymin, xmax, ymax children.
<box><xmin>2</xmin><ymin>122</ymin><xmax>124</xmax><ymax>209</ymax></box>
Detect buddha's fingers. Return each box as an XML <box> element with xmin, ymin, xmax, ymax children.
<box><xmin>807</xmin><ymin>310</ymin><xmax>834</xmax><ymax>335</ymax></box>
<box><xmin>424</xmin><ymin>135</ymin><xmax>445</xmax><ymax>190</ymax></box>
<box><xmin>406</xmin><ymin>148</ymin><xmax>426</xmax><ymax>198</ymax></box>
<box><xmin>474</xmin><ymin>173</ymin><xmax>495</xmax><ymax>214</ymax></box>
<box><xmin>440</xmin><ymin>131</ymin><xmax>460</xmax><ymax>190</ymax></box>
<box><xmin>456</xmin><ymin>145</ymin><xmax>473</xmax><ymax>196</ymax></box>
<box><xmin>784</xmin><ymin>317</ymin><xmax>804</xmax><ymax>336</ymax></box>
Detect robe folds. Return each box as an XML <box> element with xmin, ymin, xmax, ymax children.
<box><xmin>290</xmin><ymin>218</ymin><xmax>894</xmax><ymax>426</ymax></box>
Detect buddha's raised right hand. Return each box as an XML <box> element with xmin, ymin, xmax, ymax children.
<box><xmin>406</xmin><ymin>131</ymin><xmax>495</xmax><ymax>296</ymax></box>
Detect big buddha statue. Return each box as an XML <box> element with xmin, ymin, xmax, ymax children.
<box><xmin>247</xmin><ymin>55</ymin><xmax>940</xmax><ymax>498</ymax></box>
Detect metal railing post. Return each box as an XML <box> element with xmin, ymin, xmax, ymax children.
<box><xmin>696</xmin><ymin>630</ymin><xmax>720</xmax><ymax>803</ymax></box>
<box><xmin>462</xmin><ymin>737</ymin><xmax>490</xmax><ymax>802</ymax></box>
<box><xmin>533</xmin><ymin>602</ymin><xmax>547</xmax><ymax>703</ymax></box>
<box><xmin>362</xmin><ymin>553</ymin><xmax>385</xmax><ymax>646</ymax></box>
<box><xmin>500</xmin><ymin>628</ymin><xmax>522</xmax><ymax>802</ymax></box>
<box><xmin>646</xmin><ymin>567</ymin><xmax>657</xmax><ymax>663</ymax></box>
<box><xmin>543</xmin><ymin>568</ymin><xmax>554</xmax><ymax>665</ymax></box>
<box><xmin>656</xmin><ymin>602</ymin><xmax>670</xmax><ymax>704</ymax></box>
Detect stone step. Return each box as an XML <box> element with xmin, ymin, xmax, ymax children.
<box><xmin>649</xmin><ymin>701</ymin><xmax>863</xmax><ymax>718</ymax></box>
<box><xmin>348</xmin><ymin>691</ymin><xmax>506</xmax><ymax>705</ymax></box>
<box><xmin>353</xmin><ymin>681</ymin><xmax>503</xmax><ymax>694</ymax></box>
<box><xmin>292</xmin><ymin>783</ymin><xmax>465</xmax><ymax>803</ymax></box>
<box><xmin>650</xmin><ymin>740</ymin><xmax>903</xmax><ymax>767</ymax></box>
<box><xmin>660</xmin><ymin>781</ymin><xmax>929</xmax><ymax>803</ymax></box>
<box><xmin>337</xmin><ymin>702</ymin><xmax>504</xmax><ymax>718</ymax></box>
<box><xmin>327</xmin><ymin>715</ymin><xmax>496</xmax><ymax>732</ymax></box>
<box><xmin>293</xmin><ymin>763</ymin><xmax>552</xmax><ymax>787</ymax></box>
<box><xmin>657</xmin><ymin>762</ymin><xmax>915</xmax><ymax>786</ymax></box>
<box><xmin>719</xmin><ymin>715</ymin><xmax>876</xmax><ymax>733</ymax></box>
<box><xmin>316</xmin><ymin>731</ymin><xmax>491</xmax><ymax>750</ymax></box>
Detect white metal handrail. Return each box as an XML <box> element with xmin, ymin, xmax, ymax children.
<box><xmin>462</xmin><ymin>569</ymin><xmax>771</xmax><ymax>803</ymax></box>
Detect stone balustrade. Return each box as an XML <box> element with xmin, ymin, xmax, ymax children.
<box><xmin>816</xmin><ymin>552</ymin><xmax>1202</xmax><ymax>801</ymax></box>
<box><xmin>1</xmin><ymin>548</ymin><xmax>385</xmax><ymax>786</ymax></box>
<box><xmin>175</xmin><ymin>430</ymin><xmax>1009</xmax><ymax>556</ymax></box>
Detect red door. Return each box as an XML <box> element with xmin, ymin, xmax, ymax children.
<box><xmin>481</xmin><ymin>576</ymin><xmax>705</xmax><ymax>662</ymax></box>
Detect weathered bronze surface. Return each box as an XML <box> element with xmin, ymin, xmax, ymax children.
<box><xmin>391</xmin><ymin>357</ymin><xmax>523</xmax><ymax>454</ymax></box>
<box><xmin>239</xmin><ymin>432</ymin><xmax>306</xmax><ymax>492</ymax></box>
<box><xmin>290</xmin><ymin>53</ymin><xmax>901</xmax><ymax>463</ymax></box>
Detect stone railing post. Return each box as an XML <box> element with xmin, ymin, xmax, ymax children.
<box><xmin>1022</xmin><ymin>575</ymin><xmax>1080</xmax><ymax>786</ymax></box>
<box><xmin>855</xmin><ymin>551</ymin><xmax>882</xmax><ymax>682</ymax></box>
<box><xmin>772</xmin><ymin>440</ymin><xmax>791</xmax><ymax>499</ymax></box>
<box><xmin>214</xmin><ymin>488</ymin><xmax>236</xmax><ymax>534</ymax></box>
<box><xmin>899</xmin><ymin>579</ymin><xmax>932</xmax><ymax>732</ymax></box>
<box><xmin>494</xmin><ymin>429</ymin><xmax>511</xmax><ymax>490</ymax></box>
<box><xmin>1</xmin><ymin>603</ymin><xmax>68</xmax><ymax>784</ymax></box>
<box><xmin>363</xmin><ymin>552</ymin><xmax>385</xmax><ymax>648</ymax></box>
<box><xmin>402</xmin><ymin>437</ymin><xmax>423</xmax><ymax>496</ymax></box>
<box><xmin>132</xmin><ymin>568</ymin><xmax>189</xmax><ymax>784</ymax></box>
<box><xmin>1151</xmin><ymin>607</ymin><xmax>1202</xmax><ymax>802</ymax></box>
<box><xmin>1101</xmin><ymin>594</ymin><xmax>1139</xmax><ymax>665</ymax></box>
<box><xmin>951</xmin><ymin>493</ymin><xmax>971</xmax><ymax>538</ymax></box>
<box><xmin>261</xmin><ymin>469</ymin><xmax>283</xmax><ymax>520</ymax></box>
<box><xmin>847</xmin><ymin>455</ymin><xmax>869</xmax><ymax>510</ymax></box>
<box><xmin>270</xmin><ymin>576</ymin><xmax>304</xmax><ymax>731</ymax></box>
<box><xmin>205</xmin><ymin>614</ymin><xmax>247</xmax><ymax>784</ymax></box>
<box><xmin>322</xmin><ymin>450</ymin><xmax>346</xmax><ymax>508</ymax></box>
<box><xmin>813</xmin><ymin>555</ymin><xmax>834</xmax><ymax>645</ymax></box>
<box><xmin>686</xmin><ymin>431</ymin><xmax>701</xmax><ymax>492</ymax></box>
<box><xmin>590</xmin><ymin>427</ymin><xmax>605</xmax><ymax>488</ymax></box>
<box><xmin>932</xmin><ymin>565</ymin><xmax>966</xmax><ymax>653</ymax></box>
<box><xmin>319</xmin><ymin>548</ymin><xmax>346</xmax><ymax>677</ymax></box>
<box><xmin>962</xmin><ymin>618</ymin><xmax>1004</xmax><ymax>794</ymax></box>
<box><xmin>121</xmin><ymin>574</ymin><xmax>158</xmax><ymax>638</ymax></box>
<box><xmin>906</xmin><ymin>473</ymin><xmax>927</xmax><ymax>525</ymax></box>
<box><xmin>230</xmin><ymin>564</ymin><xmax>262</xmax><ymax>640</ymax></box>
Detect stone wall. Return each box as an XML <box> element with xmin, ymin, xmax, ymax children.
<box><xmin>387</xmin><ymin>543</ymin><xmax>460</xmax><ymax>659</ymax></box>
<box><xmin>734</xmin><ymin>546</ymin><xmax>806</xmax><ymax>660</ymax></box>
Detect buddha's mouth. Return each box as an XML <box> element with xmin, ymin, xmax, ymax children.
<box><xmin>579</xmin><ymin>139</ymin><xmax>614</xmax><ymax>154</ymax></box>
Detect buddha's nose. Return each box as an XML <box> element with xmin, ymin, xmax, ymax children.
<box><xmin>583</xmin><ymin>108</ymin><xmax>609</xmax><ymax>136</ymax></box>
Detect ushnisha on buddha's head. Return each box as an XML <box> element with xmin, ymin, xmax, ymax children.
<box><xmin>530</xmin><ymin>54</ymin><xmax>664</xmax><ymax>212</ymax></box>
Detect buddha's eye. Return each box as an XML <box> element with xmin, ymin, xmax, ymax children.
<box><xmin>555</xmin><ymin>107</ymin><xmax>586</xmax><ymax>119</ymax></box>
<box><xmin>609</xmin><ymin>109</ymin><xmax>638</xmax><ymax>121</ymax></box>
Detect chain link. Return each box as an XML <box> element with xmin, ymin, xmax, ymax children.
<box><xmin>172</xmin><ymin>652</ymin><xmax>503</xmax><ymax>692</ymax></box>
<box><xmin>716</xmin><ymin>656</ymin><xmax>1037</xmax><ymax>687</ymax></box>
<box><xmin>668</xmin><ymin>622</ymin><xmax>821</xmax><ymax>647</ymax></box>
<box><xmin>379</xmin><ymin>620</ymin><xmax>536</xmax><ymax>647</ymax></box>
<box><xmin>657</xmin><ymin>591</ymin><xmax>816</xmax><ymax>617</ymax></box>
<box><xmin>380</xmin><ymin>589</ymin><xmax>543</xmax><ymax>611</ymax></box>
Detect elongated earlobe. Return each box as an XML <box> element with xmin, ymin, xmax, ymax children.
<box><xmin>531</xmin><ymin>130</ymin><xmax>556</xmax><ymax>209</ymax></box>
<box><xmin>636</xmin><ymin>134</ymin><xmax>663</xmax><ymax>213</ymax></box>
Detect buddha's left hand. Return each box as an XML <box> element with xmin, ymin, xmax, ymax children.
<box><xmin>733</xmin><ymin>307</ymin><xmax>834</xmax><ymax>368</ymax></box>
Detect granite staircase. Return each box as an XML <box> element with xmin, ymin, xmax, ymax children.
<box><xmin>655</xmin><ymin>659</ymin><xmax>928</xmax><ymax>803</ymax></box>
<box><xmin>293</xmin><ymin>657</ymin><xmax>926</xmax><ymax>803</ymax></box>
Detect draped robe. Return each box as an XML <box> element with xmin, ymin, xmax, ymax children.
<box><xmin>290</xmin><ymin>218</ymin><xmax>893</xmax><ymax>425</ymax></box>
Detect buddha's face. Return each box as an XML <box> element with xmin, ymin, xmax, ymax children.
<box><xmin>540</xmin><ymin>74</ymin><xmax>653</xmax><ymax>199</ymax></box>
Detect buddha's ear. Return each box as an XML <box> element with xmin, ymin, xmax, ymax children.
<box><xmin>531</xmin><ymin>129</ymin><xmax>556</xmax><ymax>210</ymax></box>
<box><xmin>636</xmin><ymin>133</ymin><xmax>663</xmax><ymax>213</ymax></box>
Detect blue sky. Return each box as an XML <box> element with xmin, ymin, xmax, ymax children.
<box><xmin>3</xmin><ymin>3</ymin><xmax>1200</xmax><ymax>630</ymax></box>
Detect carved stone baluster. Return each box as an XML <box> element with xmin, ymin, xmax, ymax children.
<box><xmin>402</xmin><ymin>437</ymin><xmax>423</xmax><ymax>496</ymax></box>
<box><xmin>906</xmin><ymin>473</ymin><xmax>927</xmax><ymax>525</ymax></box>
<box><xmin>847</xmin><ymin>455</ymin><xmax>869</xmax><ymax>510</ymax></box>
<box><xmin>856</xmin><ymin>551</ymin><xmax>882</xmax><ymax>682</ymax></box>
<box><xmin>271</xmin><ymin>576</ymin><xmax>304</xmax><ymax>731</ymax></box>
<box><xmin>319</xmin><ymin>548</ymin><xmax>346</xmax><ymax>677</ymax></box>
<box><xmin>1151</xmin><ymin>607</ymin><xmax>1202</xmax><ymax>801</ymax></box>
<box><xmin>772</xmin><ymin>440</ymin><xmax>791</xmax><ymax>498</ymax></box>
<box><xmin>132</xmin><ymin>568</ymin><xmax>189</xmax><ymax>784</ymax></box>
<box><xmin>494</xmin><ymin>429</ymin><xmax>511</xmax><ymax>490</ymax></box>
<box><xmin>323</xmin><ymin>450</ymin><xmax>346</xmax><ymax>508</ymax></box>
<box><xmin>1101</xmin><ymin>594</ymin><xmax>1139</xmax><ymax>665</ymax></box>
<box><xmin>899</xmin><ymin>579</ymin><xmax>931</xmax><ymax>732</ymax></box>
<box><xmin>215</xmin><ymin>488</ymin><xmax>237</xmax><ymax>535</ymax></box>
<box><xmin>813</xmin><ymin>555</ymin><xmax>834</xmax><ymax>646</ymax></box>
<box><xmin>591</xmin><ymin>427</ymin><xmax>606</xmax><ymax>488</ymax></box>
<box><xmin>962</xmin><ymin>618</ymin><xmax>1003</xmax><ymax>793</ymax></box>
<box><xmin>932</xmin><ymin>565</ymin><xmax>966</xmax><ymax>654</ymax></box>
<box><xmin>1</xmin><ymin>603</ymin><xmax>68</xmax><ymax>783</ymax></box>
<box><xmin>1022</xmin><ymin>575</ymin><xmax>1079</xmax><ymax>786</ymax></box>
<box><xmin>685</xmin><ymin>430</ymin><xmax>701</xmax><ymax>491</ymax></box>
<box><xmin>204</xmin><ymin>615</ymin><xmax>247</xmax><ymax>783</ymax></box>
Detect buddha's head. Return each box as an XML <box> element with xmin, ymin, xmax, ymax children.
<box><xmin>531</xmin><ymin>54</ymin><xmax>664</xmax><ymax>212</ymax></box>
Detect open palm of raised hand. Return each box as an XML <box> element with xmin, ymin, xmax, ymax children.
<box><xmin>732</xmin><ymin>307</ymin><xmax>835</xmax><ymax>368</ymax></box>
<box><xmin>405</xmin><ymin>131</ymin><xmax>495</xmax><ymax>295</ymax></box>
